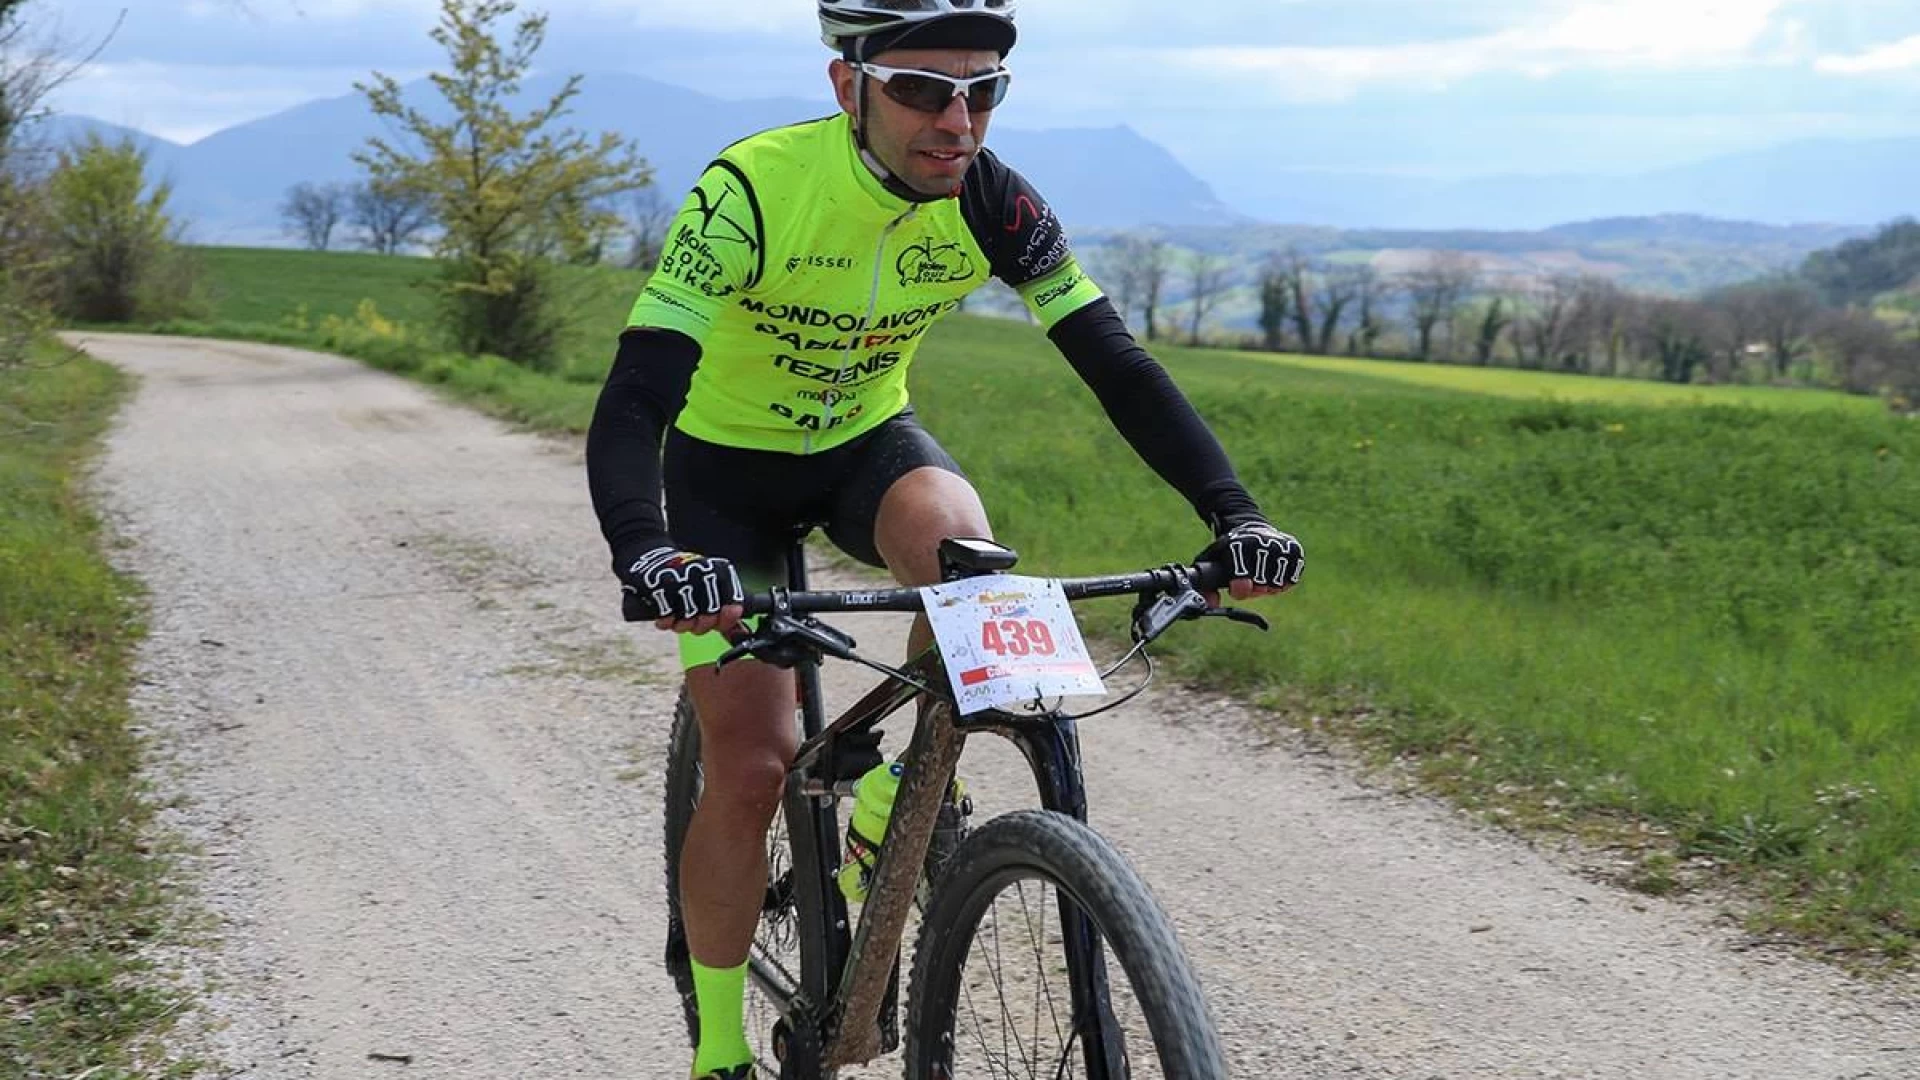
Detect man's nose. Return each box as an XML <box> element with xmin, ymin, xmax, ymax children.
<box><xmin>933</xmin><ymin>92</ymin><xmax>972</xmax><ymax>133</ymax></box>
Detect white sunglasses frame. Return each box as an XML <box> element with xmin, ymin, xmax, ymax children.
<box><xmin>852</xmin><ymin>61</ymin><xmax>1013</xmax><ymax>113</ymax></box>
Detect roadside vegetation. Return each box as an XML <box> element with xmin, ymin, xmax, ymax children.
<box><xmin>3</xmin><ymin>3</ymin><xmax>199</xmax><ymax>1075</ymax></box>
<box><xmin>0</xmin><ymin>341</ymin><xmax>188</xmax><ymax>1078</ymax></box>
<box><xmin>131</xmin><ymin>245</ymin><xmax>1920</xmax><ymax>968</ymax></box>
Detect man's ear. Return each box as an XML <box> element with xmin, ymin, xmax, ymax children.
<box><xmin>829</xmin><ymin>59</ymin><xmax>859</xmax><ymax>116</ymax></box>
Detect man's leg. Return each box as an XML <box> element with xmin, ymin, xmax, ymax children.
<box><xmin>679</xmin><ymin>659</ymin><xmax>798</xmax><ymax>1073</ymax></box>
<box><xmin>872</xmin><ymin>465</ymin><xmax>994</xmax><ymax>646</ymax></box>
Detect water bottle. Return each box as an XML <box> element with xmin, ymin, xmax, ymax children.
<box><xmin>837</xmin><ymin>761</ymin><xmax>904</xmax><ymax>902</ymax></box>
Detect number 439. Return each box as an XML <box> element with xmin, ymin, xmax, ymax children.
<box><xmin>980</xmin><ymin>618</ymin><xmax>1056</xmax><ymax>657</ymax></box>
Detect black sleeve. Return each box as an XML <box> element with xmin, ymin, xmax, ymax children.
<box><xmin>958</xmin><ymin>148</ymin><xmax>1075</xmax><ymax>289</ymax></box>
<box><xmin>585</xmin><ymin>328</ymin><xmax>700</xmax><ymax>575</ymax></box>
<box><xmin>1049</xmin><ymin>298</ymin><xmax>1266</xmax><ymax>535</ymax></box>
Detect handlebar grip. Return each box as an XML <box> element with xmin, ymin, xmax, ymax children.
<box><xmin>1191</xmin><ymin>558</ymin><xmax>1231</xmax><ymax>593</ymax></box>
<box><xmin>622</xmin><ymin>590</ymin><xmax>649</xmax><ymax>623</ymax></box>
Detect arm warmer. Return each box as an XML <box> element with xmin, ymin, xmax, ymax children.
<box><xmin>585</xmin><ymin>327</ymin><xmax>700</xmax><ymax>574</ymax></box>
<box><xmin>1048</xmin><ymin>297</ymin><xmax>1265</xmax><ymax>534</ymax></box>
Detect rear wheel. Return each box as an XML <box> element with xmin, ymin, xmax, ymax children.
<box><xmin>662</xmin><ymin>685</ymin><xmax>802</xmax><ymax>1072</ymax></box>
<box><xmin>905</xmin><ymin>810</ymin><xmax>1226</xmax><ymax>1078</ymax></box>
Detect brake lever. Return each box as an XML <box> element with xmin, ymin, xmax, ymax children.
<box><xmin>1211</xmin><ymin>606</ymin><xmax>1270</xmax><ymax>631</ymax></box>
<box><xmin>714</xmin><ymin>613</ymin><xmax>860</xmax><ymax>671</ymax></box>
<box><xmin>1131</xmin><ymin>588</ymin><xmax>1208</xmax><ymax>644</ymax></box>
<box><xmin>1132</xmin><ymin>589</ymin><xmax>1271</xmax><ymax>645</ymax></box>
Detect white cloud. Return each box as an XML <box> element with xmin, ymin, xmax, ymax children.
<box><xmin>1149</xmin><ymin>0</ymin><xmax>1794</xmax><ymax>103</ymax></box>
<box><xmin>1816</xmin><ymin>33</ymin><xmax>1920</xmax><ymax>74</ymax></box>
<box><xmin>52</xmin><ymin>60</ymin><xmax>394</xmax><ymax>143</ymax></box>
<box><xmin>579</xmin><ymin>0</ymin><xmax>816</xmax><ymax>36</ymax></box>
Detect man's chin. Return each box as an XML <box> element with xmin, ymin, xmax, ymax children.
<box><xmin>905</xmin><ymin>156</ymin><xmax>973</xmax><ymax>195</ymax></box>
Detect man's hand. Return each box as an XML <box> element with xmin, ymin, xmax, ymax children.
<box><xmin>1201</xmin><ymin>521</ymin><xmax>1305</xmax><ymax>601</ymax></box>
<box><xmin>620</xmin><ymin>545</ymin><xmax>746</xmax><ymax>635</ymax></box>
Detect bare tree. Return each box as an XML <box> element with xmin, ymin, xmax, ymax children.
<box><xmin>3</xmin><ymin>3</ymin><xmax>121</xmax><ymax>168</ymax></box>
<box><xmin>1812</xmin><ymin>308</ymin><xmax>1901</xmax><ymax>394</ymax></box>
<box><xmin>1515</xmin><ymin>273</ymin><xmax>1580</xmax><ymax>371</ymax></box>
<box><xmin>281</xmin><ymin>180</ymin><xmax>347</xmax><ymax>251</ymax></box>
<box><xmin>1745</xmin><ymin>278</ymin><xmax>1823</xmax><ymax>380</ymax></box>
<box><xmin>1185</xmin><ymin>251</ymin><xmax>1230</xmax><ymax>345</ymax></box>
<box><xmin>1111</xmin><ymin>235</ymin><xmax>1171</xmax><ymax>341</ymax></box>
<box><xmin>1402</xmin><ymin>252</ymin><xmax>1479</xmax><ymax>362</ymax></box>
<box><xmin>623</xmin><ymin>184</ymin><xmax>672</xmax><ymax>270</ymax></box>
<box><xmin>1345</xmin><ymin>264</ymin><xmax>1387</xmax><ymax>357</ymax></box>
<box><xmin>1276</xmin><ymin>252</ymin><xmax>1365</xmax><ymax>356</ymax></box>
<box><xmin>3</xmin><ymin>3</ymin><xmax>123</xmax><ymax>367</ymax></box>
<box><xmin>1700</xmin><ymin>282</ymin><xmax>1769</xmax><ymax>382</ymax></box>
<box><xmin>1311</xmin><ymin>265</ymin><xmax>1364</xmax><ymax>355</ymax></box>
<box><xmin>350</xmin><ymin>179</ymin><xmax>432</xmax><ymax>254</ymax></box>
<box><xmin>1570</xmin><ymin>275</ymin><xmax>1630</xmax><ymax>376</ymax></box>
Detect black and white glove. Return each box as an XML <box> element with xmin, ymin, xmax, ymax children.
<box><xmin>619</xmin><ymin>544</ymin><xmax>745</xmax><ymax>623</ymax></box>
<box><xmin>1201</xmin><ymin>521</ymin><xmax>1305</xmax><ymax>593</ymax></box>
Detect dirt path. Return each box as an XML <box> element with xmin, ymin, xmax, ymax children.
<box><xmin>71</xmin><ymin>331</ymin><xmax>1915</xmax><ymax>1080</ymax></box>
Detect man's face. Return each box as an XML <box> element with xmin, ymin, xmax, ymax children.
<box><xmin>831</xmin><ymin>47</ymin><xmax>1002</xmax><ymax>198</ymax></box>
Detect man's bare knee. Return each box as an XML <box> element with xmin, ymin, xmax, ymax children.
<box><xmin>874</xmin><ymin>467</ymin><xmax>991</xmax><ymax>587</ymax></box>
<box><xmin>685</xmin><ymin>662</ymin><xmax>797</xmax><ymax>821</ymax></box>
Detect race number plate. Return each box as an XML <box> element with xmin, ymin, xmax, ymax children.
<box><xmin>920</xmin><ymin>574</ymin><xmax>1105</xmax><ymax>715</ymax></box>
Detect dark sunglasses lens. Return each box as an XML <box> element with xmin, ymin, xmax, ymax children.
<box><xmin>882</xmin><ymin>72</ymin><xmax>956</xmax><ymax>112</ymax></box>
<box><xmin>965</xmin><ymin>74</ymin><xmax>1009</xmax><ymax>112</ymax></box>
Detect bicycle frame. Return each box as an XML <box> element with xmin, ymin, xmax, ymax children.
<box><xmin>764</xmin><ymin>538</ymin><xmax>1129</xmax><ymax>1076</ymax></box>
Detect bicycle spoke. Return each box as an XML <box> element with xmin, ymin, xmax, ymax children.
<box><xmin>943</xmin><ymin>873</ymin><xmax>1165</xmax><ymax>1079</ymax></box>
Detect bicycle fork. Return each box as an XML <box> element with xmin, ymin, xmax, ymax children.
<box><xmin>973</xmin><ymin>709</ymin><xmax>1131</xmax><ymax>1079</ymax></box>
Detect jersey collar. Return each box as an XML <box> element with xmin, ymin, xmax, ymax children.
<box><xmin>833</xmin><ymin>112</ymin><xmax>953</xmax><ymax>213</ymax></box>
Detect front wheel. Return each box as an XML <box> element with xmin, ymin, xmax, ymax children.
<box><xmin>904</xmin><ymin>810</ymin><xmax>1226</xmax><ymax>1078</ymax></box>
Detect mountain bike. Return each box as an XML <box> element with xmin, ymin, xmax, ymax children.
<box><xmin>655</xmin><ymin>533</ymin><xmax>1267</xmax><ymax>1078</ymax></box>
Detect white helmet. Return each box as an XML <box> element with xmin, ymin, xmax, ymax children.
<box><xmin>819</xmin><ymin>0</ymin><xmax>1018</xmax><ymax>59</ymax></box>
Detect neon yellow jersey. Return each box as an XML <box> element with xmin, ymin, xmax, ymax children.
<box><xmin>630</xmin><ymin>112</ymin><xmax>1106</xmax><ymax>454</ymax></box>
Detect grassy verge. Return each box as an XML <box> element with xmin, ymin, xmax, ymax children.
<box><xmin>124</xmin><ymin>247</ymin><xmax>1918</xmax><ymax>969</ymax></box>
<box><xmin>1</xmin><ymin>340</ymin><xmax>187</xmax><ymax>1077</ymax></box>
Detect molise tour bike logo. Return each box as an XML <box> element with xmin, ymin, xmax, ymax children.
<box><xmin>896</xmin><ymin>239</ymin><xmax>977</xmax><ymax>287</ymax></box>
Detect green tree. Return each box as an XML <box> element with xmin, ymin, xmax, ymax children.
<box><xmin>1472</xmin><ymin>295</ymin><xmax>1511</xmax><ymax>366</ymax></box>
<box><xmin>1256</xmin><ymin>253</ymin><xmax>1290</xmax><ymax>351</ymax></box>
<box><xmin>45</xmin><ymin>134</ymin><xmax>189</xmax><ymax>323</ymax></box>
<box><xmin>1801</xmin><ymin>217</ymin><xmax>1920</xmax><ymax>308</ymax></box>
<box><xmin>355</xmin><ymin>0</ymin><xmax>653</xmax><ymax>369</ymax></box>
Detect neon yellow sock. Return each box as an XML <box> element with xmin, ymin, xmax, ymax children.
<box><xmin>690</xmin><ymin>958</ymin><xmax>753</xmax><ymax>1074</ymax></box>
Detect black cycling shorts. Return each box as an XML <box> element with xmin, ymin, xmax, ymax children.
<box><xmin>663</xmin><ymin>407</ymin><xmax>965</xmax><ymax>589</ymax></box>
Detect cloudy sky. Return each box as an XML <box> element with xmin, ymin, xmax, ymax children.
<box><xmin>36</xmin><ymin>0</ymin><xmax>1920</xmax><ymax>188</ymax></box>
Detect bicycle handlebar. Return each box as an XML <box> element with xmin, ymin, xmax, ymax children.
<box><xmin>740</xmin><ymin>558</ymin><xmax>1232</xmax><ymax>616</ymax></box>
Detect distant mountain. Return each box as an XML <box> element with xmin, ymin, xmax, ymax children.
<box><xmin>48</xmin><ymin>72</ymin><xmax>1245</xmax><ymax>245</ymax></box>
<box><xmin>1222</xmin><ymin>139</ymin><xmax>1920</xmax><ymax>230</ymax></box>
<box><xmin>36</xmin><ymin>73</ymin><xmax>1898</xmax><ymax>292</ymax></box>
<box><xmin>1072</xmin><ymin>213</ymin><xmax>1870</xmax><ymax>296</ymax></box>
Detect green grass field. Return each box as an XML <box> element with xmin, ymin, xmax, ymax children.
<box><xmin>186</xmin><ymin>246</ymin><xmax>642</xmax><ymax>383</ymax></box>
<box><xmin>1</xmin><ymin>342</ymin><xmax>188</xmax><ymax>1076</ymax></box>
<box><xmin>145</xmin><ymin>246</ymin><xmax>1920</xmax><ymax>964</ymax></box>
<box><xmin>1247</xmin><ymin>350</ymin><xmax>1884</xmax><ymax>414</ymax></box>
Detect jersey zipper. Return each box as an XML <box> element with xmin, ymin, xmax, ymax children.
<box><xmin>813</xmin><ymin>203</ymin><xmax>919</xmax><ymax>454</ymax></box>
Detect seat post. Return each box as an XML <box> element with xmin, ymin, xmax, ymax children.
<box><xmin>784</xmin><ymin>526</ymin><xmax>812</xmax><ymax>592</ymax></box>
<box><xmin>784</xmin><ymin>527</ymin><xmax>826</xmax><ymax>737</ymax></box>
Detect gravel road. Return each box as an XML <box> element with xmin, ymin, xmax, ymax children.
<box><xmin>69</xmin><ymin>331</ymin><xmax>1916</xmax><ymax>1080</ymax></box>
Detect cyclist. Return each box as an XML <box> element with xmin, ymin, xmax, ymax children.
<box><xmin>586</xmin><ymin>2</ymin><xmax>1305</xmax><ymax>1075</ymax></box>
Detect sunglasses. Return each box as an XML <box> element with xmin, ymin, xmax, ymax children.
<box><xmin>855</xmin><ymin>62</ymin><xmax>1012</xmax><ymax>114</ymax></box>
